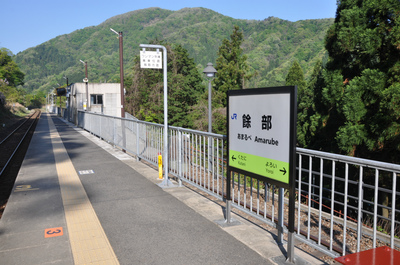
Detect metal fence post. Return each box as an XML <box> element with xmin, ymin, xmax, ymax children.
<box><xmin>357</xmin><ymin>166</ymin><xmax>364</xmax><ymax>252</ymax></box>
<box><xmin>278</xmin><ymin>187</ymin><xmax>284</xmax><ymax>244</ymax></box>
<box><xmin>208</xmin><ymin>135</ymin><xmax>212</xmax><ymax>174</ymax></box>
<box><xmin>100</xmin><ymin>114</ymin><xmax>102</xmax><ymax>139</ymax></box>
<box><xmin>178</xmin><ymin>129</ymin><xmax>182</xmax><ymax>187</ymax></box>
<box><xmin>122</xmin><ymin>118</ymin><xmax>126</xmax><ymax>151</ymax></box>
<box><xmin>136</xmin><ymin>121</ymin><xmax>140</xmax><ymax>160</ymax></box>
<box><xmin>391</xmin><ymin>172</ymin><xmax>397</xmax><ymax>247</ymax></box>
<box><xmin>226</xmin><ymin>170</ymin><xmax>232</xmax><ymax>223</ymax></box>
<box><xmin>113</xmin><ymin>117</ymin><xmax>116</xmax><ymax>148</ymax></box>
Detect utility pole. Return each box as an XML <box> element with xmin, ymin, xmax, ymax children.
<box><xmin>80</xmin><ymin>60</ymin><xmax>89</xmax><ymax>111</ymax></box>
<box><xmin>110</xmin><ymin>28</ymin><xmax>125</xmax><ymax>118</ymax></box>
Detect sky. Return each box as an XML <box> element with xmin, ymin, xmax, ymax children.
<box><xmin>1</xmin><ymin>0</ymin><xmax>338</xmax><ymax>55</ymax></box>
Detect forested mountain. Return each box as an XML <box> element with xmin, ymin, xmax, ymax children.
<box><xmin>13</xmin><ymin>7</ymin><xmax>333</xmax><ymax>94</ymax></box>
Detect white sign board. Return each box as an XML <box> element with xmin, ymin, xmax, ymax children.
<box><xmin>227</xmin><ymin>86</ymin><xmax>297</xmax><ymax>260</ymax></box>
<box><xmin>140</xmin><ymin>50</ymin><xmax>162</xmax><ymax>69</ymax></box>
<box><xmin>228</xmin><ymin>87</ymin><xmax>296</xmax><ymax>187</ymax></box>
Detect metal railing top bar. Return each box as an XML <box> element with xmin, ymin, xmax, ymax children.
<box><xmin>79</xmin><ymin>110</ymin><xmax>165</xmax><ymax>127</ymax></box>
<box><xmin>168</xmin><ymin>125</ymin><xmax>225</xmax><ymax>139</ymax></box>
<box><xmin>78</xmin><ymin>110</ymin><xmax>225</xmax><ymax>139</ymax></box>
<box><xmin>296</xmin><ymin>147</ymin><xmax>400</xmax><ymax>172</ymax></box>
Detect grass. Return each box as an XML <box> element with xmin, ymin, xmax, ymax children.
<box><xmin>0</xmin><ymin>103</ymin><xmax>30</xmax><ymax>133</ymax></box>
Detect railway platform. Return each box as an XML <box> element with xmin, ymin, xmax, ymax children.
<box><xmin>0</xmin><ymin>112</ymin><xmax>325</xmax><ymax>264</ymax></box>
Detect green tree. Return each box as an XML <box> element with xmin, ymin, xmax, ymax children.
<box><xmin>325</xmin><ymin>0</ymin><xmax>400</xmax><ymax>81</ymax></box>
<box><xmin>213</xmin><ymin>25</ymin><xmax>253</xmax><ymax>107</ymax></box>
<box><xmin>285</xmin><ymin>60</ymin><xmax>306</xmax><ymax>90</ymax></box>
<box><xmin>293</xmin><ymin>60</ymin><xmax>322</xmax><ymax>147</ymax></box>
<box><xmin>0</xmin><ymin>48</ymin><xmax>24</xmax><ymax>87</ymax></box>
<box><xmin>319</xmin><ymin>0</ymin><xmax>400</xmax><ymax>162</ymax></box>
<box><xmin>168</xmin><ymin>44</ymin><xmax>204</xmax><ymax>127</ymax></box>
<box><xmin>28</xmin><ymin>91</ymin><xmax>46</xmax><ymax>109</ymax></box>
<box><xmin>125</xmin><ymin>42</ymin><xmax>203</xmax><ymax>128</ymax></box>
<box><xmin>188</xmin><ymin>85</ymin><xmax>227</xmax><ymax>134</ymax></box>
<box><xmin>0</xmin><ymin>48</ymin><xmax>25</xmax><ymax>104</ymax></box>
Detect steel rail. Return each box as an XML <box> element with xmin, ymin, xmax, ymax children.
<box><xmin>0</xmin><ymin>111</ymin><xmax>37</xmax><ymax>146</ymax></box>
<box><xmin>0</xmin><ymin>110</ymin><xmax>41</xmax><ymax>177</ymax></box>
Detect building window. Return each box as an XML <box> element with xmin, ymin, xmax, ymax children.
<box><xmin>91</xmin><ymin>94</ymin><xmax>103</xmax><ymax>105</ymax></box>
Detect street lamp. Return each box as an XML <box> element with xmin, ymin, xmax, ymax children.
<box><xmin>110</xmin><ymin>28</ymin><xmax>125</xmax><ymax>118</ymax></box>
<box><xmin>80</xmin><ymin>60</ymin><xmax>89</xmax><ymax>111</ymax></box>
<box><xmin>203</xmin><ymin>62</ymin><xmax>217</xmax><ymax>174</ymax></box>
<box><xmin>79</xmin><ymin>60</ymin><xmax>88</xmax><ymax>81</ymax></box>
<box><xmin>203</xmin><ymin>62</ymin><xmax>217</xmax><ymax>133</ymax></box>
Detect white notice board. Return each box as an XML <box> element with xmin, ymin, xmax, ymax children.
<box><xmin>140</xmin><ymin>50</ymin><xmax>162</xmax><ymax>69</ymax></box>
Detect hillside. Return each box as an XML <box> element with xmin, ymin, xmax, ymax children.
<box><xmin>14</xmin><ymin>7</ymin><xmax>333</xmax><ymax>93</ymax></box>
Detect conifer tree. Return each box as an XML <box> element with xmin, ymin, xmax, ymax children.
<box><xmin>285</xmin><ymin>60</ymin><xmax>306</xmax><ymax>91</ymax></box>
<box><xmin>320</xmin><ymin>0</ymin><xmax>400</xmax><ymax>162</ymax></box>
<box><xmin>213</xmin><ymin>26</ymin><xmax>253</xmax><ymax>107</ymax></box>
<box><xmin>294</xmin><ymin>60</ymin><xmax>322</xmax><ymax>147</ymax></box>
<box><xmin>326</xmin><ymin>0</ymin><xmax>400</xmax><ymax>81</ymax></box>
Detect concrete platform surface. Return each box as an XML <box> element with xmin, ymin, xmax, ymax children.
<box><xmin>0</xmin><ymin>113</ymin><xmax>327</xmax><ymax>265</ymax></box>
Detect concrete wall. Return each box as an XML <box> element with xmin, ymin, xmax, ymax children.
<box><xmin>67</xmin><ymin>83</ymin><xmax>122</xmax><ymax>123</ymax></box>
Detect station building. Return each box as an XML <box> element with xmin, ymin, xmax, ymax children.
<box><xmin>65</xmin><ymin>83</ymin><xmax>122</xmax><ymax>122</ymax></box>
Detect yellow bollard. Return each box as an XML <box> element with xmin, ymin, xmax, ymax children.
<box><xmin>158</xmin><ymin>154</ymin><xmax>163</xmax><ymax>179</ymax></box>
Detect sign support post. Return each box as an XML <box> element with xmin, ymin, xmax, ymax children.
<box><xmin>140</xmin><ymin>44</ymin><xmax>175</xmax><ymax>188</ymax></box>
<box><xmin>287</xmin><ymin>85</ymin><xmax>298</xmax><ymax>263</ymax></box>
<box><xmin>227</xmin><ymin>86</ymin><xmax>297</xmax><ymax>263</ymax></box>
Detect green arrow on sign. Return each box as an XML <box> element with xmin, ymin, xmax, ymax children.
<box><xmin>280</xmin><ymin>168</ymin><xmax>287</xmax><ymax>175</ymax></box>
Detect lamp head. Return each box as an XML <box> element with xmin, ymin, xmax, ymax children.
<box><xmin>203</xmin><ymin>62</ymin><xmax>217</xmax><ymax>78</ymax></box>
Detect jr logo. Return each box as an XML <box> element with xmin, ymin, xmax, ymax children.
<box><xmin>231</xmin><ymin>113</ymin><xmax>237</xmax><ymax>120</ymax></box>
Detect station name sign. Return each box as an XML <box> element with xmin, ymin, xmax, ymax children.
<box><xmin>227</xmin><ymin>86</ymin><xmax>297</xmax><ymax>189</ymax></box>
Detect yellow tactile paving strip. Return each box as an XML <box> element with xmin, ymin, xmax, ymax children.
<box><xmin>47</xmin><ymin>114</ymin><xmax>119</xmax><ymax>265</ymax></box>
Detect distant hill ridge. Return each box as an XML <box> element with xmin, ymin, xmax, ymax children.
<box><xmin>14</xmin><ymin>7</ymin><xmax>334</xmax><ymax>93</ymax></box>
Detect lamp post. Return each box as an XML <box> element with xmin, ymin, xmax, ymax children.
<box><xmin>203</xmin><ymin>62</ymin><xmax>217</xmax><ymax>133</ymax></box>
<box><xmin>110</xmin><ymin>28</ymin><xmax>125</xmax><ymax>118</ymax></box>
<box><xmin>203</xmin><ymin>63</ymin><xmax>217</xmax><ymax>174</ymax></box>
<box><xmin>79</xmin><ymin>60</ymin><xmax>88</xmax><ymax>111</ymax></box>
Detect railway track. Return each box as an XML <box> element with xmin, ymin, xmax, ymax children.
<box><xmin>0</xmin><ymin>109</ymin><xmax>41</xmax><ymax>217</ymax></box>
